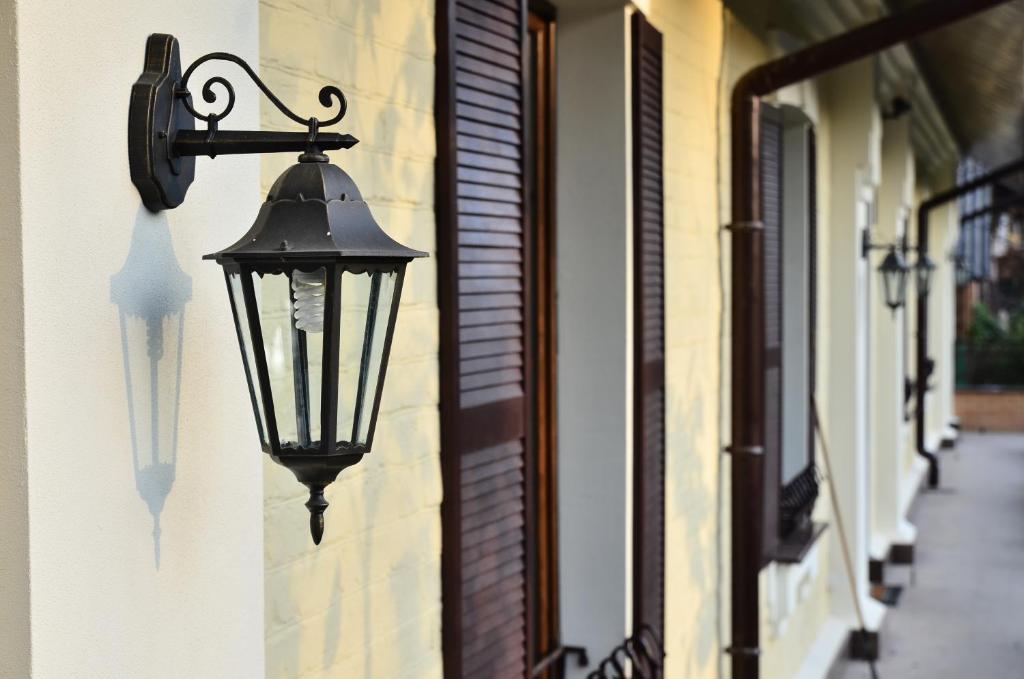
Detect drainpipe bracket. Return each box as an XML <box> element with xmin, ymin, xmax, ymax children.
<box><xmin>724</xmin><ymin>444</ymin><xmax>764</xmax><ymax>456</ymax></box>
<box><xmin>725</xmin><ymin>646</ymin><xmax>762</xmax><ymax>657</ymax></box>
<box><xmin>725</xmin><ymin>220</ymin><xmax>764</xmax><ymax>232</ymax></box>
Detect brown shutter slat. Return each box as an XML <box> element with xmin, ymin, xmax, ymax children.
<box><xmin>760</xmin><ymin>106</ymin><xmax>784</xmax><ymax>559</ymax></box>
<box><xmin>439</xmin><ymin>0</ymin><xmax>529</xmax><ymax>676</ymax></box>
<box><xmin>632</xmin><ymin>11</ymin><xmax>666</xmax><ymax>643</ymax></box>
<box><xmin>456</xmin><ymin>103</ymin><xmax>521</xmax><ymax>131</ymax></box>
<box><xmin>457</xmin><ymin>0</ymin><xmax>519</xmax><ymax>27</ymax></box>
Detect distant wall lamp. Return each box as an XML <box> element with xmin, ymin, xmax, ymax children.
<box><xmin>953</xmin><ymin>254</ymin><xmax>972</xmax><ymax>288</ymax></box>
<box><xmin>128</xmin><ymin>34</ymin><xmax>426</xmax><ymax>544</ymax></box>
<box><xmin>862</xmin><ymin>230</ymin><xmax>910</xmax><ymax>311</ymax></box>
<box><xmin>914</xmin><ymin>250</ymin><xmax>937</xmax><ymax>296</ymax></box>
<box><xmin>863</xmin><ymin>230</ymin><xmax>938</xmax><ymax>311</ymax></box>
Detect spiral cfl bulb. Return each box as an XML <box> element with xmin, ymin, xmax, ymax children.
<box><xmin>292</xmin><ymin>270</ymin><xmax>326</xmax><ymax>333</ymax></box>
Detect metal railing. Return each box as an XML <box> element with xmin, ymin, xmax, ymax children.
<box><xmin>586</xmin><ymin>625</ymin><xmax>665</xmax><ymax>678</ymax></box>
<box><xmin>780</xmin><ymin>465</ymin><xmax>821</xmax><ymax>537</ymax></box>
<box><xmin>956</xmin><ymin>343</ymin><xmax>1024</xmax><ymax>387</ymax></box>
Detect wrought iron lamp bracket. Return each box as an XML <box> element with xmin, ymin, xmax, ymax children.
<box><xmin>129</xmin><ymin>33</ymin><xmax>358</xmax><ymax>212</ymax></box>
<box><xmin>862</xmin><ymin>229</ymin><xmax>900</xmax><ymax>258</ymax></box>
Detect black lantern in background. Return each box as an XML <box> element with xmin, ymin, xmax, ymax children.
<box><xmin>129</xmin><ymin>34</ymin><xmax>426</xmax><ymax>543</ymax></box>
<box><xmin>877</xmin><ymin>246</ymin><xmax>910</xmax><ymax>312</ymax></box>
<box><xmin>863</xmin><ymin>229</ymin><xmax>911</xmax><ymax>311</ymax></box>
<box><xmin>953</xmin><ymin>254</ymin><xmax>971</xmax><ymax>288</ymax></box>
<box><xmin>915</xmin><ymin>253</ymin><xmax>937</xmax><ymax>296</ymax></box>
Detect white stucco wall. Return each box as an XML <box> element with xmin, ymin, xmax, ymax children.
<box><xmin>556</xmin><ymin>5</ymin><xmax>634</xmax><ymax>668</ymax></box>
<box><xmin>7</xmin><ymin>1</ymin><xmax>265</xmax><ymax>676</ymax></box>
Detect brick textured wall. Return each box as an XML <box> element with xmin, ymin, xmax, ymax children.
<box><xmin>259</xmin><ymin>1</ymin><xmax>442</xmax><ymax>677</ymax></box>
<box><xmin>956</xmin><ymin>390</ymin><xmax>1024</xmax><ymax>431</ymax></box>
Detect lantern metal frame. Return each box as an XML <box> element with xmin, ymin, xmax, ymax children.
<box><xmin>128</xmin><ymin>33</ymin><xmax>427</xmax><ymax>544</ymax></box>
<box><xmin>862</xmin><ymin>229</ymin><xmax>911</xmax><ymax>311</ymax></box>
<box><xmin>952</xmin><ymin>253</ymin><xmax>972</xmax><ymax>288</ymax></box>
<box><xmin>915</xmin><ymin>252</ymin><xmax>937</xmax><ymax>296</ymax></box>
<box><xmin>877</xmin><ymin>246</ymin><xmax>910</xmax><ymax>312</ymax></box>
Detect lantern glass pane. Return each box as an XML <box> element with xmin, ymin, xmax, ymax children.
<box><xmin>882</xmin><ymin>269</ymin><xmax>894</xmax><ymax>307</ymax></box>
<box><xmin>336</xmin><ymin>269</ymin><xmax>398</xmax><ymax>446</ymax></box>
<box><xmin>252</xmin><ymin>269</ymin><xmax>326</xmax><ymax>449</ymax></box>
<box><xmin>228</xmin><ymin>272</ymin><xmax>268</xmax><ymax>445</ymax></box>
<box><xmin>882</xmin><ymin>268</ymin><xmax>905</xmax><ymax>309</ymax></box>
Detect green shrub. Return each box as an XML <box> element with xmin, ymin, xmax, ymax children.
<box><xmin>967</xmin><ymin>302</ymin><xmax>1005</xmax><ymax>344</ymax></box>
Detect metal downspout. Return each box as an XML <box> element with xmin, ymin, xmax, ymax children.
<box><xmin>727</xmin><ymin>2</ymin><xmax>1013</xmax><ymax>677</ymax></box>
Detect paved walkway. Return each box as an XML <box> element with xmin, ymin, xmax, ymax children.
<box><xmin>830</xmin><ymin>432</ymin><xmax>1024</xmax><ymax>679</ymax></box>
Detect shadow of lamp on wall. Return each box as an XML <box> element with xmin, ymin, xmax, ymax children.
<box><xmin>111</xmin><ymin>210</ymin><xmax>192</xmax><ymax>568</ymax></box>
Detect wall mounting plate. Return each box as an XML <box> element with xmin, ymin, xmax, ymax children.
<box><xmin>129</xmin><ymin>34</ymin><xmax>195</xmax><ymax>212</ymax></box>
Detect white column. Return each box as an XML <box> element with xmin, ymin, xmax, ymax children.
<box><xmin>925</xmin><ymin>201</ymin><xmax>956</xmax><ymax>450</ymax></box>
<box><xmin>869</xmin><ymin>117</ymin><xmax>917</xmax><ymax>560</ymax></box>
<box><xmin>821</xmin><ymin>60</ymin><xmax>886</xmax><ymax>632</ymax></box>
<box><xmin>9</xmin><ymin>1</ymin><xmax>265</xmax><ymax>677</ymax></box>
<box><xmin>937</xmin><ymin>203</ymin><xmax>959</xmax><ymax>441</ymax></box>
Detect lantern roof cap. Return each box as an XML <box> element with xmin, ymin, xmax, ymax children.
<box><xmin>879</xmin><ymin>247</ymin><xmax>909</xmax><ymax>272</ymax></box>
<box><xmin>204</xmin><ymin>161</ymin><xmax>427</xmax><ymax>262</ymax></box>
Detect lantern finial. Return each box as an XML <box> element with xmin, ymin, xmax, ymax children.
<box><xmin>305</xmin><ymin>486</ymin><xmax>329</xmax><ymax>545</ymax></box>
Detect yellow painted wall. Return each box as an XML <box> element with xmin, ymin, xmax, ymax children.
<box><xmin>259</xmin><ymin>1</ymin><xmax>442</xmax><ymax>677</ymax></box>
<box><xmin>255</xmin><ymin>3</ymin><xmax>887</xmax><ymax>679</ymax></box>
<box><xmin>630</xmin><ymin>0</ymin><xmax>725</xmax><ymax>676</ymax></box>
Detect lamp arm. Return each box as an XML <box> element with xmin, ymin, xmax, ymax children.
<box><xmin>172</xmin><ymin>130</ymin><xmax>358</xmax><ymax>158</ymax></box>
<box><xmin>861</xmin><ymin>229</ymin><xmax>904</xmax><ymax>258</ymax></box>
<box><xmin>177</xmin><ymin>51</ymin><xmax>348</xmax><ymax>131</ymax></box>
<box><xmin>130</xmin><ymin>34</ymin><xmax>358</xmax><ymax>211</ymax></box>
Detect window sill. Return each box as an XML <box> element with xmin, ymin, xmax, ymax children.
<box><xmin>772</xmin><ymin>522</ymin><xmax>828</xmax><ymax>565</ymax></box>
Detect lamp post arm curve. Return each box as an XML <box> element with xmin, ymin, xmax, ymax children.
<box><xmin>129</xmin><ymin>34</ymin><xmax>359</xmax><ymax>211</ymax></box>
<box><xmin>178</xmin><ymin>51</ymin><xmax>348</xmax><ymax>131</ymax></box>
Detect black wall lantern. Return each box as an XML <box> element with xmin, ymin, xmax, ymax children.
<box><xmin>915</xmin><ymin>252</ymin><xmax>936</xmax><ymax>296</ymax></box>
<box><xmin>129</xmin><ymin>34</ymin><xmax>426</xmax><ymax>544</ymax></box>
<box><xmin>953</xmin><ymin>254</ymin><xmax>971</xmax><ymax>288</ymax></box>
<box><xmin>877</xmin><ymin>247</ymin><xmax>910</xmax><ymax>312</ymax></box>
<box><xmin>863</xmin><ymin>230</ymin><xmax>911</xmax><ymax>311</ymax></box>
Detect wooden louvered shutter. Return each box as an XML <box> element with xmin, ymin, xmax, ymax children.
<box><xmin>632</xmin><ymin>11</ymin><xmax>665</xmax><ymax>642</ymax></box>
<box><xmin>760</xmin><ymin>106</ymin><xmax>784</xmax><ymax>561</ymax></box>
<box><xmin>437</xmin><ymin>1</ymin><xmax>531</xmax><ymax>677</ymax></box>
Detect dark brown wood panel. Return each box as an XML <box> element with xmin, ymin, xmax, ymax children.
<box><xmin>631</xmin><ymin>10</ymin><xmax>666</xmax><ymax>644</ymax></box>
<box><xmin>438</xmin><ymin>0</ymin><xmax>530</xmax><ymax>676</ymax></box>
<box><xmin>760</xmin><ymin>105</ymin><xmax>784</xmax><ymax>561</ymax></box>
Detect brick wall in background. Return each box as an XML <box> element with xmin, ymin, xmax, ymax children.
<box><xmin>259</xmin><ymin>1</ymin><xmax>442</xmax><ymax>677</ymax></box>
<box><xmin>956</xmin><ymin>390</ymin><xmax>1024</xmax><ymax>431</ymax></box>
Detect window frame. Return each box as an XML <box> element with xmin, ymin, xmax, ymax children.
<box><xmin>760</xmin><ymin>104</ymin><xmax>823</xmax><ymax>564</ymax></box>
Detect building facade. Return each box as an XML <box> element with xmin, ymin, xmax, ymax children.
<box><xmin>0</xmin><ymin>0</ymin><xmax>988</xmax><ymax>678</ymax></box>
